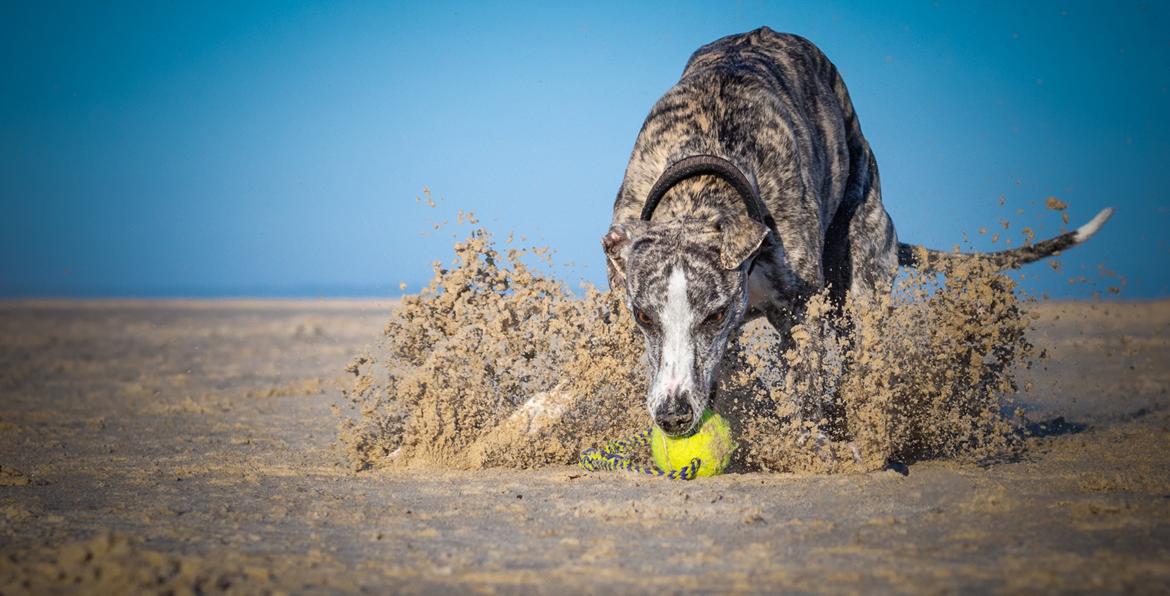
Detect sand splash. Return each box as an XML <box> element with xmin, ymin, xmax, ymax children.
<box><xmin>336</xmin><ymin>226</ymin><xmax>648</xmax><ymax>470</ymax></box>
<box><xmin>337</xmin><ymin>222</ymin><xmax>1034</xmax><ymax>473</ymax></box>
<box><xmin>724</xmin><ymin>256</ymin><xmax>1032</xmax><ymax>473</ymax></box>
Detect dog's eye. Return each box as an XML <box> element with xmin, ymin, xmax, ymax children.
<box><xmin>633</xmin><ymin>307</ymin><xmax>654</xmax><ymax>326</ymax></box>
<box><xmin>703</xmin><ymin>308</ymin><xmax>726</xmax><ymax>327</ymax></box>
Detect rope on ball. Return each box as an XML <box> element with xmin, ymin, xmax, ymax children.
<box><xmin>577</xmin><ymin>427</ymin><xmax>701</xmax><ymax>480</ymax></box>
<box><xmin>578</xmin><ymin>410</ymin><xmax>736</xmax><ymax>480</ymax></box>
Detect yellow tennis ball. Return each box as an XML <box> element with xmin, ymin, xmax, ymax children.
<box><xmin>650</xmin><ymin>409</ymin><xmax>736</xmax><ymax>477</ymax></box>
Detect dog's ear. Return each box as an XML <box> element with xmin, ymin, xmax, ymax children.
<box><xmin>717</xmin><ymin>216</ymin><xmax>769</xmax><ymax>270</ymax></box>
<box><xmin>601</xmin><ymin>221</ymin><xmax>647</xmax><ymax>285</ymax></box>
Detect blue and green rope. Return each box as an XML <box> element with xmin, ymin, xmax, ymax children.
<box><xmin>577</xmin><ymin>427</ymin><xmax>701</xmax><ymax>480</ymax></box>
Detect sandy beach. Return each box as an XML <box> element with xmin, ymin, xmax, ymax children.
<box><xmin>1</xmin><ymin>298</ymin><xmax>1168</xmax><ymax>593</ymax></box>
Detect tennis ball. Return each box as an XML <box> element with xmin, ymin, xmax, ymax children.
<box><xmin>651</xmin><ymin>409</ymin><xmax>736</xmax><ymax>477</ymax></box>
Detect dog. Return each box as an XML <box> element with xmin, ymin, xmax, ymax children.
<box><xmin>602</xmin><ymin>27</ymin><xmax>1112</xmax><ymax>437</ymax></box>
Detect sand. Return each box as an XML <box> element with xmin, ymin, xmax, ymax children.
<box><xmin>1</xmin><ymin>296</ymin><xmax>1169</xmax><ymax>593</ymax></box>
<box><xmin>336</xmin><ymin>226</ymin><xmax>1044</xmax><ymax>477</ymax></box>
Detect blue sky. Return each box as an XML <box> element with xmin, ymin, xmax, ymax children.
<box><xmin>2</xmin><ymin>1</ymin><xmax>1167</xmax><ymax>298</ymax></box>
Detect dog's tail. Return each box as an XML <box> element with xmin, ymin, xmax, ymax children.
<box><xmin>897</xmin><ymin>208</ymin><xmax>1113</xmax><ymax>272</ymax></box>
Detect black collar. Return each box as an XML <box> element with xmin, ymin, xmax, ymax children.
<box><xmin>639</xmin><ymin>154</ymin><xmax>776</xmax><ymax>232</ymax></box>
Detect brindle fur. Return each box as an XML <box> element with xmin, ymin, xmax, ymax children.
<box><xmin>612</xmin><ymin>28</ymin><xmax>894</xmax><ymax>333</ymax></box>
<box><xmin>603</xmin><ymin>27</ymin><xmax>1110</xmax><ymax>437</ymax></box>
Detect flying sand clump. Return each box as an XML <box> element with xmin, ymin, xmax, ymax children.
<box><xmin>724</xmin><ymin>254</ymin><xmax>1033</xmax><ymax>473</ymax></box>
<box><xmin>337</xmin><ymin>223</ymin><xmax>1035</xmax><ymax>474</ymax></box>
<box><xmin>336</xmin><ymin>226</ymin><xmax>648</xmax><ymax>471</ymax></box>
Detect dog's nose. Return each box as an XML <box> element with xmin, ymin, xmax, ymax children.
<box><xmin>655</xmin><ymin>396</ymin><xmax>695</xmax><ymax>436</ymax></box>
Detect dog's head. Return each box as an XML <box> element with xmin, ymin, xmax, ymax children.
<box><xmin>603</xmin><ymin>215</ymin><xmax>768</xmax><ymax>436</ymax></box>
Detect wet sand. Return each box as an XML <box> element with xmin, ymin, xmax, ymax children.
<box><xmin>1</xmin><ymin>299</ymin><xmax>1168</xmax><ymax>593</ymax></box>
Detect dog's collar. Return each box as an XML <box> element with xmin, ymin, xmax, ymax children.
<box><xmin>639</xmin><ymin>154</ymin><xmax>777</xmax><ymax>232</ymax></box>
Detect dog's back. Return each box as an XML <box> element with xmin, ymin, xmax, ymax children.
<box><xmin>605</xmin><ymin>28</ymin><xmax>1111</xmax><ymax>438</ymax></box>
<box><xmin>613</xmin><ymin>26</ymin><xmax>898</xmax><ymax>316</ymax></box>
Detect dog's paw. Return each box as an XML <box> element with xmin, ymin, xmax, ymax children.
<box><xmin>795</xmin><ymin>429</ymin><xmax>832</xmax><ymax>461</ymax></box>
<box><xmin>846</xmin><ymin>441</ymin><xmax>862</xmax><ymax>464</ymax></box>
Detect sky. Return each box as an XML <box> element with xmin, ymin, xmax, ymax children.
<box><xmin>1</xmin><ymin>1</ymin><xmax>1167</xmax><ymax>299</ymax></box>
